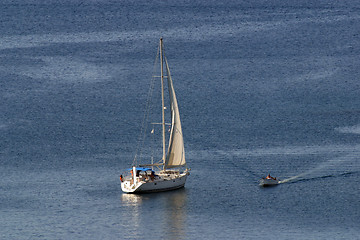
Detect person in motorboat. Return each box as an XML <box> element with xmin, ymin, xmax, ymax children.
<box><xmin>266</xmin><ymin>174</ymin><xmax>276</xmax><ymax>180</ymax></box>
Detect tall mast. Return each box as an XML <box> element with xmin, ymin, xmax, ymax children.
<box><xmin>160</xmin><ymin>38</ymin><xmax>166</xmax><ymax>167</ymax></box>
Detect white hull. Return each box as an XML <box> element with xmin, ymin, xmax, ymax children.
<box><xmin>259</xmin><ymin>178</ymin><xmax>279</xmax><ymax>186</ymax></box>
<box><xmin>121</xmin><ymin>172</ymin><xmax>188</xmax><ymax>193</ymax></box>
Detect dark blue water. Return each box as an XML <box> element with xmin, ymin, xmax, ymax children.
<box><xmin>1</xmin><ymin>1</ymin><xmax>360</xmax><ymax>239</ymax></box>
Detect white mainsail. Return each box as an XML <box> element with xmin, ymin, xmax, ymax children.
<box><xmin>164</xmin><ymin>54</ymin><xmax>186</xmax><ymax>169</ymax></box>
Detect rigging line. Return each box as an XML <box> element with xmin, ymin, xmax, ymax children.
<box><xmin>132</xmin><ymin>44</ymin><xmax>160</xmax><ymax>166</ymax></box>
<box><xmin>150</xmin><ymin>125</ymin><xmax>155</xmax><ymax>170</ymax></box>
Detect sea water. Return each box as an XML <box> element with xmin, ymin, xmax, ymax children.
<box><xmin>1</xmin><ymin>0</ymin><xmax>360</xmax><ymax>239</ymax></box>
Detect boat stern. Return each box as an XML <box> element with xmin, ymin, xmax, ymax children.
<box><xmin>121</xmin><ymin>180</ymin><xmax>143</xmax><ymax>193</ymax></box>
<box><xmin>259</xmin><ymin>178</ymin><xmax>279</xmax><ymax>187</ymax></box>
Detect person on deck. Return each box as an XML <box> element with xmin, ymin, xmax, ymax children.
<box><xmin>150</xmin><ymin>172</ymin><xmax>155</xmax><ymax>181</ymax></box>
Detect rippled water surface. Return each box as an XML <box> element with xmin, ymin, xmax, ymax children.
<box><xmin>1</xmin><ymin>1</ymin><xmax>360</xmax><ymax>239</ymax></box>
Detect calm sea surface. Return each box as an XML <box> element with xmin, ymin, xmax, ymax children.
<box><xmin>1</xmin><ymin>1</ymin><xmax>360</xmax><ymax>239</ymax></box>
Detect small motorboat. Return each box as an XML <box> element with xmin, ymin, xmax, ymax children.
<box><xmin>259</xmin><ymin>174</ymin><xmax>279</xmax><ymax>187</ymax></box>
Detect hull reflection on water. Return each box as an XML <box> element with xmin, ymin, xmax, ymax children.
<box><xmin>120</xmin><ymin>189</ymin><xmax>188</xmax><ymax>238</ymax></box>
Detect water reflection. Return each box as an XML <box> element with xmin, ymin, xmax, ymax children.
<box><xmin>119</xmin><ymin>189</ymin><xmax>188</xmax><ymax>239</ymax></box>
<box><xmin>164</xmin><ymin>188</ymin><xmax>187</xmax><ymax>239</ymax></box>
<box><xmin>121</xmin><ymin>193</ymin><xmax>143</xmax><ymax>207</ymax></box>
<box><xmin>120</xmin><ymin>193</ymin><xmax>143</xmax><ymax>237</ymax></box>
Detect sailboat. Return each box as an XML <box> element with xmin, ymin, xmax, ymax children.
<box><xmin>120</xmin><ymin>38</ymin><xmax>189</xmax><ymax>193</ymax></box>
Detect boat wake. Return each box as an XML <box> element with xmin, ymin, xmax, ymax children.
<box><xmin>335</xmin><ymin>124</ymin><xmax>360</xmax><ymax>135</ymax></box>
<box><xmin>280</xmin><ymin>172</ymin><xmax>356</xmax><ymax>184</ymax></box>
<box><xmin>278</xmin><ymin>152</ymin><xmax>360</xmax><ymax>184</ymax></box>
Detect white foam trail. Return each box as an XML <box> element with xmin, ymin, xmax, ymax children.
<box><xmin>336</xmin><ymin>125</ymin><xmax>360</xmax><ymax>135</ymax></box>
<box><xmin>279</xmin><ymin>151</ymin><xmax>360</xmax><ymax>184</ymax></box>
<box><xmin>278</xmin><ymin>173</ymin><xmax>306</xmax><ymax>184</ymax></box>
